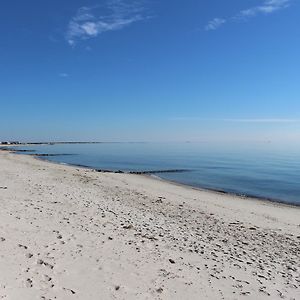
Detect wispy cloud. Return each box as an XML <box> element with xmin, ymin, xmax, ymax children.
<box><xmin>66</xmin><ymin>0</ymin><xmax>147</xmax><ymax>46</ymax></box>
<box><xmin>205</xmin><ymin>18</ymin><xmax>226</xmax><ymax>31</ymax></box>
<box><xmin>220</xmin><ymin>118</ymin><xmax>300</xmax><ymax>123</ymax></box>
<box><xmin>171</xmin><ymin>117</ymin><xmax>300</xmax><ymax>123</ymax></box>
<box><xmin>239</xmin><ymin>0</ymin><xmax>290</xmax><ymax>18</ymax></box>
<box><xmin>205</xmin><ymin>0</ymin><xmax>291</xmax><ymax>31</ymax></box>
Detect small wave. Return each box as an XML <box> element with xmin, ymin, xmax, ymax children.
<box><xmin>150</xmin><ymin>174</ymin><xmax>163</xmax><ymax>180</ymax></box>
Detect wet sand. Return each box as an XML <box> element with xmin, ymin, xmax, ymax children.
<box><xmin>0</xmin><ymin>150</ymin><xmax>299</xmax><ymax>299</ymax></box>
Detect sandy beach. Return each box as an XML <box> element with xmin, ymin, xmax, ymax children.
<box><xmin>0</xmin><ymin>150</ymin><xmax>299</xmax><ymax>300</ymax></box>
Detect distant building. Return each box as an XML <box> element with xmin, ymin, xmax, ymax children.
<box><xmin>0</xmin><ymin>141</ymin><xmax>21</xmax><ymax>145</ymax></box>
<box><xmin>10</xmin><ymin>141</ymin><xmax>21</xmax><ymax>144</ymax></box>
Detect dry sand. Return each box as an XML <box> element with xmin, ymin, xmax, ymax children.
<box><xmin>0</xmin><ymin>150</ymin><xmax>299</xmax><ymax>300</ymax></box>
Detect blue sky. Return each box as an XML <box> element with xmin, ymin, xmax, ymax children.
<box><xmin>1</xmin><ymin>0</ymin><xmax>300</xmax><ymax>142</ymax></box>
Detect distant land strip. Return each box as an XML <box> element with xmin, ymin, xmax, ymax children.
<box><xmin>0</xmin><ymin>141</ymin><xmax>147</xmax><ymax>145</ymax></box>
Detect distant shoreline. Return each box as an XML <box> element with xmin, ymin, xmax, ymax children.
<box><xmin>0</xmin><ymin>141</ymin><xmax>103</xmax><ymax>146</ymax></box>
<box><xmin>0</xmin><ymin>141</ymin><xmax>151</xmax><ymax>146</ymax></box>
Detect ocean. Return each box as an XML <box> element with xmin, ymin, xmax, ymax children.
<box><xmin>11</xmin><ymin>142</ymin><xmax>300</xmax><ymax>206</ymax></box>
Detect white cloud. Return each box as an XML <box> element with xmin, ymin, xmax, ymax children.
<box><xmin>205</xmin><ymin>0</ymin><xmax>291</xmax><ymax>31</ymax></box>
<box><xmin>239</xmin><ymin>0</ymin><xmax>290</xmax><ymax>18</ymax></box>
<box><xmin>66</xmin><ymin>1</ymin><xmax>147</xmax><ymax>45</ymax></box>
<box><xmin>205</xmin><ymin>18</ymin><xmax>226</xmax><ymax>31</ymax></box>
<box><xmin>81</xmin><ymin>22</ymin><xmax>99</xmax><ymax>36</ymax></box>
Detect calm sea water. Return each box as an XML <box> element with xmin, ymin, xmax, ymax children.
<box><xmin>13</xmin><ymin>142</ymin><xmax>300</xmax><ymax>205</ymax></box>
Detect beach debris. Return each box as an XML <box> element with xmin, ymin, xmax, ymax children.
<box><xmin>141</xmin><ymin>234</ymin><xmax>158</xmax><ymax>241</ymax></box>
<box><xmin>36</xmin><ymin>259</ymin><xmax>54</xmax><ymax>269</ymax></box>
<box><xmin>169</xmin><ymin>259</ymin><xmax>175</xmax><ymax>264</ymax></box>
<box><xmin>0</xmin><ymin>186</ymin><xmax>7</xmax><ymax>189</ymax></box>
<box><xmin>25</xmin><ymin>253</ymin><xmax>33</xmax><ymax>259</ymax></box>
<box><xmin>63</xmin><ymin>288</ymin><xmax>76</xmax><ymax>294</ymax></box>
<box><xmin>25</xmin><ymin>278</ymin><xmax>33</xmax><ymax>288</ymax></box>
<box><xmin>123</xmin><ymin>224</ymin><xmax>133</xmax><ymax>230</ymax></box>
<box><xmin>18</xmin><ymin>244</ymin><xmax>28</xmax><ymax>249</ymax></box>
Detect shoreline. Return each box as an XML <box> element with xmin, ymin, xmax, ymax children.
<box><xmin>6</xmin><ymin>146</ymin><xmax>299</xmax><ymax>208</ymax></box>
<box><xmin>0</xmin><ymin>149</ymin><xmax>299</xmax><ymax>299</ymax></box>
<box><xmin>147</xmin><ymin>174</ymin><xmax>300</xmax><ymax>208</ymax></box>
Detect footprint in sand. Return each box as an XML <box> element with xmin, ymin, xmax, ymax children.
<box><xmin>25</xmin><ymin>278</ymin><xmax>33</xmax><ymax>288</ymax></box>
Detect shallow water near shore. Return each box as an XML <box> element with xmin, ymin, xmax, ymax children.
<box><xmin>12</xmin><ymin>142</ymin><xmax>300</xmax><ymax>205</ymax></box>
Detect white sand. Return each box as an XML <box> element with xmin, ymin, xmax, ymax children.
<box><xmin>0</xmin><ymin>150</ymin><xmax>299</xmax><ymax>300</ymax></box>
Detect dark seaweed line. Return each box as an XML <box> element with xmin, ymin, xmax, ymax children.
<box><xmin>96</xmin><ymin>169</ymin><xmax>190</xmax><ymax>174</ymax></box>
<box><xmin>28</xmin><ymin>154</ymin><xmax>76</xmax><ymax>157</ymax></box>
